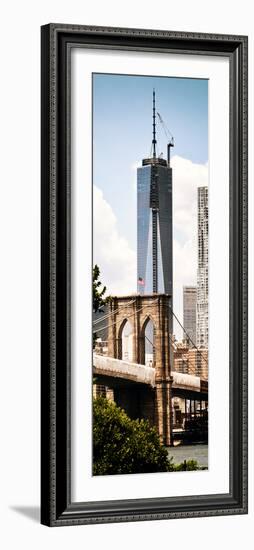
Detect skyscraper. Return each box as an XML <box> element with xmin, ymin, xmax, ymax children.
<box><xmin>137</xmin><ymin>90</ymin><xmax>173</xmax><ymax>297</ymax></box>
<box><xmin>183</xmin><ymin>286</ymin><xmax>197</xmax><ymax>346</ymax></box>
<box><xmin>196</xmin><ymin>186</ymin><xmax>208</xmax><ymax>348</ymax></box>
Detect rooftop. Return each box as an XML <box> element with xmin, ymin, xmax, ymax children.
<box><xmin>142</xmin><ymin>157</ymin><xmax>168</xmax><ymax>167</ymax></box>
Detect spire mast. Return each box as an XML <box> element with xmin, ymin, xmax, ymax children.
<box><xmin>152</xmin><ymin>89</ymin><xmax>157</xmax><ymax>158</ymax></box>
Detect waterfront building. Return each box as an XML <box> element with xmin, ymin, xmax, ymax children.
<box><xmin>173</xmin><ymin>341</ymin><xmax>208</xmax><ymax>380</ymax></box>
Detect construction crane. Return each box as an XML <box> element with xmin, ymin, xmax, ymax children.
<box><xmin>157</xmin><ymin>111</ymin><xmax>174</xmax><ymax>166</ymax></box>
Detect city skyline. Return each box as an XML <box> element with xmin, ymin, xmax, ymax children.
<box><xmin>93</xmin><ymin>73</ymin><xmax>208</xmax><ymax>338</ymax></box>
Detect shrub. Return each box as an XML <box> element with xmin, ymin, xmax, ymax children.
<box><xmin>168</xmin><ymin>458</ymin><xmax>199</xmax><ymax>471</ymax></box>
<box><xmin>93</xmin><ymin>397</ymin><xmax>169</xmax><ymax>475</ymax></box>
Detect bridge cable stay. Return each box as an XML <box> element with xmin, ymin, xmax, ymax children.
<box><xmin>93</xmin><ymin>298</ymin><xmax>136</xmax><ymax>325</ymax></box>
<box><xmin>144</xmin><ymin>333</ymin><xmax>208</xmax><ymax>383</ymax></box>
<box><xmin>93</xmin><ymin>298</ymin><xmax>208</xmax><ymax>366</ymax></box>
<box><xmin>93</xmin><ymin>299</ymin><xmax>136</xmax><ymax>326</ymax></box>
<box><xmin>168</xmin><ymin>305</ymin><xmax>208</xmax><ymax>366</ymax></box>
<box><xmin>145</xmin><ymin>331</ymin><xmax>175</xmax><ymax>351</ymax></box>
<box><xmin>92</xmin><ymin>299</ymin><xmax>159</xmax><ymax>335</ymax></box>
<box><xmin>143</xmin><ymin>310</ymin><xmax>208</xmax><ymax>367</ymax></box>
<box><xmin>136</xmin><ymin>303</ymin><xmax>208</xmax><ymax>367</ymax></box>
<box><xmin>93</xmin><ymin>299</ymin><xmax>159</xmax><ymax>334</ymax></box>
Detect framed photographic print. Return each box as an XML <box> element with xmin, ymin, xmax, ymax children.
<box><xmin>41</xmin><ymin>24</ymin><xmax>248</xmax><ymax>526</ymax></box>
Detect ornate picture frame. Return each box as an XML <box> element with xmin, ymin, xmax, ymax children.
<box><xmin>41</xmin><ymin>24</ymin><xmax>248</xmax><ymax>526</ymax></box>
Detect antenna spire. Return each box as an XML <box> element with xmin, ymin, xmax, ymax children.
<box><xmin>152</xmin><ymin>89</ymin><xmax>157</xmax><ymax>158</ymax></box>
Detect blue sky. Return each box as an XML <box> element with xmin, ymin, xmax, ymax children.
<box><xmin>93</xmin><ymin>73</ymin><xmax>208</xmax><ymax>337</ymax></box>
<box><xmin>93</xmin><ymin>74</ymin><xmax>208</xmax><ymax>250</ymax></box>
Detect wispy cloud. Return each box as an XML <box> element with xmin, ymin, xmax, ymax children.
<box><xmin>93</xmin><ymin>186</ymin><xmax>136</xmax><ymax>296</ymax></box>
<box><xmin>172</xmin><ymin>155</ymin><xmax>208</xmax><ymax>338</ymax></box>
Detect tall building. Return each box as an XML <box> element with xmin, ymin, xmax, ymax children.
<box><xmin>183</xmin><ymin>286</ymin><xmax>197</xmax><ymax>346</ymax></box>
<box><xmin>137</xmin><ymin>90</ymin><xmax>173</xmax><ymax>297</ymax></box>
<box><xmin>196</xmin><ymin>186</ymin><xmax>208</xmax><ymax>348</ymax></box>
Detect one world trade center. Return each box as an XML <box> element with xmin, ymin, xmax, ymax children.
<box><xmin>137</xmin><ymin>90</ymin><xmax>173</xmax><ymax>298</ymax></box>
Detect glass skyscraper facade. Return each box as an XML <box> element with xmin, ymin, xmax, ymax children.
<box><xmin>183</xmin><ymin>286</ymin><xmax>197</xmax><ymax>346</ymax></box>
<box><xmin>196</xmin><ymin>186</ymin><xmax>208</xmax><ymax>348</ymax></box>
<box><xmin>137</xmin><ymin>158</ymin><xmax>173</xmax><ymax>296</ymax></box>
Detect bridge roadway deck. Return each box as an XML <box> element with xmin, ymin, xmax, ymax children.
<box><xmin>93</xmin><ymin>354</ymin><xmax>208</xmax><ymax>399</ymax></box>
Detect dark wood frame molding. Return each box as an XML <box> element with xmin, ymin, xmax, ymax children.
<box><xmin>41</xmin><ymin>24</ymin><xmax>248</xmax><ymax>526</ymax></box>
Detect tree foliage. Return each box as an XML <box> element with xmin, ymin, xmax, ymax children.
<box><xmin>93</xmin><ymin>397</ymin><xmax>169</xmax><ymax>475</ymax></box>
<box><xmin>92</xmin><ymin>264</ymin><xmax>110</xmax><ymax>346</ymax></box>
<box><xmin>167</xmin><ymin>458</ymin><xmax>199</xmax><ymax>471</ymax></box>
<box><xmin>93</xmin><ymin>264</ymin><xmax>109</xmax><ymax>313</ymax></box>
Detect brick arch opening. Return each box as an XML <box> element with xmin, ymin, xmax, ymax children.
<box><xmin>117</xmin><ymin>318</ymin><xmax>134</xmax><ymax>361</ymax></box>
<box><xmin>140</xmin><ymin>315</ymin><xmax>156</xmax><ymax>367</ymax></box>
<box><xmin>106</xmin><ymin>294</ymin><xmax>173</xmax><ymax>445</ymax></box>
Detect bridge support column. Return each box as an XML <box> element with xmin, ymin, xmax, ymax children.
<box><xmin>113</xmin><ymin>385</ymin><xmax>155</xmax><ymax>427</ymax></box>
<box><xmin>155</xmin><ymin>377</ymin><xmax>173</xmax><ymax>446</ymax></box>
<box><xmin>106</xmin><ymin>294</ymin><xmax>174</xmax><ymax>445</ymax></box>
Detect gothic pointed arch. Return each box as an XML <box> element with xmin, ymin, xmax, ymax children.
<box><xmin>140</xmin><ymin>315</ymin><xmax>156</xmax><ymax>367</ymax></box>
<box><xmin>117</xmin><ymin>318</ymin><xmax>133</xmax><ymax>361</ymax></box>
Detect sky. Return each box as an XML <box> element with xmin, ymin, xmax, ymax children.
<box><xmin>92</xmin><ymin>73</ymin><xmax>208</xmax><ymax>339</ymax></box>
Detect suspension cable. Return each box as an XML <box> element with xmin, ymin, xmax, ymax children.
<box><xmin>93</xmin><ymin>299</ymin><xmax>136</xmax><ymax>326</ymax></box>
<box><xmin>169</xmin><ymin>305</ymin><xmax>208</xmax><ymax>365</ymax></box>
<box><xmin>143</xmin><ymin>310</ymin><xmax>208</xmax><ymax>366</ymax></box>
<box><xmin>93</xmin><ymin>298</ymin><xmax>159</xmax><ymax>335</ymax></box>
<box><xmin>93</xmin><ymin>297</ymin><xmax>208</xmax><ymax>366</ymax></box>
